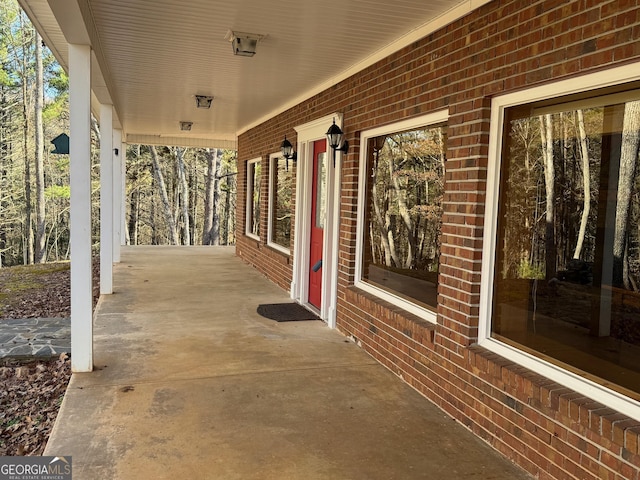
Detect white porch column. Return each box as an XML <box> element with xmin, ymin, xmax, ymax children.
<box><xmin>112</xmin><ymin>128</ymin><xmax>122</xmax><ymax>262</ymax></box>
<box><xmin>69</xmin><ymin>43</ymin><xmax>93</xmax><ymax>372</ymax></box>
<box><xmin>121</xmin><ymin>139</ymin><xmax>127</xmax><ymax>246</ymax></box>
<box><xmin>100</xmin><ymin>104</ymin><xmax>114</xmax><ymax>294</ymax></box>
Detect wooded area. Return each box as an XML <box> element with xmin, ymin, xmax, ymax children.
<box><xmin>492</xmin><ymin>96</ymin><xmax>640</xmax><ymax>392</ymax></box>
<box><xmin>129</xmin><ymin>145</ymin><xmax>236</xmax><ymax>247</ymax></box>
<box><xmin>0</xmin><ymin>0</ymin><xmax>237</xmax><ymax>267</ymax></box>
<box><xmin>364</xmin><ymin>126</ymin><xmax>446</xmax><ymax>279</ymax></box>
<box><xmin>500</xmin><ymin>100</ymin><xmax>640</xmax><ymax>291</ymax></box>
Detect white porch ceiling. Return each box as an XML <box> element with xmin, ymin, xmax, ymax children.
<box><xmin>18</xmin><ymin>0</ymin><xmax>484</xmax><ymax>149</ymax></box>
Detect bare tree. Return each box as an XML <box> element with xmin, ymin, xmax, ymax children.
<box><xmin>211</xmin><ymin>149</ymin><xmax>222</xmax><ymax>246</ymax></box>
<box><xmin>202</xmin><ymin>148</ymin><xmax>216</xmax><ymax>245</ymax></box>
<box><xmin>573</xmin><ymin>109</ymin><xmax>590</xmax><ymax>260</ymax></box>
<box><xmin>175</xmin><ymin>147</ymin><xmax>190</xmax><ymax>245</ymax></box>
<box><xmin>388</xmin><ymin>144</ymin><xmax>416</xmax><ymax>268</ymax></box>
<box><xmin>371</xmin><ymin>166</ymin><xmax>397</xmax><ymax>267</ymax></box>
<box><xmin>150</xmin><ymin>145</ymin><xmax>178</xmax><ymax>245</ymax></box>
<box><xmin>19</xmin><ymin>13</ymin><xmax>33</xmax><ymax>264</ymax></box>
<box><xmin>34</xmin><ymin>31</ymin><xmax>45</xmax><ymax>263</ymax></box>
<box><xmin>613</xmin><ymin>100</ymin><xmax>640</xmax><ymax>289</ymax></box>
<box><xmin>540</xmin><ymin>114</ymin><xmax>556</xmax><ymax>279</ymax></box>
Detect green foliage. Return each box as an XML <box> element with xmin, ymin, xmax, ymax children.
<box><xmin>517</xmin><ymin>261</ymin><xmax>544</xmax><ymax>280</ymax></box>
<box><xmin>43</xmin><ymin>101</ymin><xmax>66</xmax><ymax>122</ymax></box>
<box><xmin>0</xmin><ymin>1</ymin><xmax>238</xmax><ymax>263</ymax></box>
<box><xmin>0</xmin><ymin>0</ymin><xmax>74</xmax><ymax>266</ymax></box>
<box><xmin>45</xmin><ymin>184</ymin><xmax>70</xmax><ymax>200</ymax></box>
<box><xmin>45</xmin><ymin>58</ymin><xmax>67</xmax><ymax>94</ymax></box>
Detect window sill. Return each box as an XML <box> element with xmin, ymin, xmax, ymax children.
<box><xmin>345</xmin><ymin>286</ymin><xmax>435</xmax><ymax>345</ymax></box>
<box><xmin>266</xmin><ymin>241</ymin><xmax>290</xmax><ymax>256</ymax></box>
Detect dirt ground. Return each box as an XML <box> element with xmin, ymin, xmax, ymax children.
<box><xmin>0</xmin><ymin>261</ymin><xmax>99</xmax><ymax>456</ymax></box>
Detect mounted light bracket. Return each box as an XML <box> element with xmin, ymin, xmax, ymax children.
<box><xmin>326</xmin><ymin>119</ymin><xmax>349</xmax><ymax>167</ymax></box>
<box><xmin>226</xmin><ymin>30</ymin><xmax>266</xmax><ymax>57</ymax></box>
<box><xmin>195</xmin><ymin>95</ymin><xmax>214</xmax><ymax>109</ymax></box>
<box><xmin>280</xmin><ymin>135</ymin><xmax>297</xmax><ymax>171</ymax></box>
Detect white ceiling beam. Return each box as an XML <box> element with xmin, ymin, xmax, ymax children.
<box><xmin>126</xmin><ymin>134</ymin><xmax>237</xmax><ymax>150</ymax></box>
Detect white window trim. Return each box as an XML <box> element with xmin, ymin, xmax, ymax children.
<box><xmin>479</xmin><ymin>63</ymin><xmax>640</xmax><ymax>422</ymax></box>
<box><xmin>245</xmin><ymin>157</ymin><xmax>261</xmax><ymax>241</ymax></box>
<box><xmin>355</xmin><ymin>109</ymin><xmax>449</xmax><ymax>324</ymax></box>
<box><xmin>267</xmin><ymin>152</ymin><xmax>291</xmax><ymax>255</ymax></box>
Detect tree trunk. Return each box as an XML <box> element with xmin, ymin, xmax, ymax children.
<box><xmin>540</xmin><ymin>114</ymin><xmax>556</xmax><ymax>279</ymax></box>
<box><xmin>613</xmin><ymin>100</ymin><xmax>640</xmax><ymax>288</ymax></box>
<box><xmin>189</xmin><ymin>159</ymin><xmax>198</xmax><ymax>244</ymax></box>
<box><xmin>202</xmin><ymin>148</ymin><xmax>215</xmax><ymax>245</ymax></box>
<box><xmin>573</xmin><ymin>109</ymin><xmax>591</xmax><ymax>260</ymax></box>
<box><xmin>34</xmin><ymin>32</ymin><xmax>45</xmax><ymax>263</ymax></box>
<box><xmin>389</xmin><ymin>150</ymin><xmax>417</xmax><ymax>268</ymax></box>
<box><xmin>211</xmin><ymin>149</ymin><xmax>222</xmax><ymax>246</ymax></box>
<box><xmin>372</xmin><ymin>174</ymin><xmax>395</xmax><ymax>267</ymax></box>
<box><xmin>150</xmin><ymin>145</ymin><xmax>178</xmax><ymax>245</ymax></box>
<box><xmin>175</xmin><ymin>147</ymin><xmax>190</xmax><ymax>245</ymax></box>
<box><xmin>22</xmin><ymin>70</ymin><xmax>33</xmax><ymax>264</ymax></box>
<box><xmin>128</xmin><ymin>189</ymin><xmax>139</xmax><ymax>245</ymax></box>
<box><xmin>224</xmin><ymin>175</ymin><xmax>231</xmax><ymax>245</ymax></box>
<box><xmin>0</xmin><ymin>88</ymin><xmax>8</xmax><ymax>267</ymax></box>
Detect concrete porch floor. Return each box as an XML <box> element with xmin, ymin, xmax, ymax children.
<box><xmin>45</xmin><ymin>246</ymin><xmax>531</xmax><ymax>479</ymax></box>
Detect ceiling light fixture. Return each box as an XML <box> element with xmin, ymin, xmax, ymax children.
<box><xmin>180</xmin><ymin>121</ymin><xmax>193</xmax><ymax>131</ymax></box>
<box><xmin>225</xmin><ymin>30</ymin><xmax>265</xmax><ymax>57</ymax></box>
<box><xmin>195</xmin><ymin>95</ymin><xmax>214</xmax><ymax>109</ymax></box>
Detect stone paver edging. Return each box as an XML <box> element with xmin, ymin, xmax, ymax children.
<box><xmin>0</xmin><ymin>318</ymin><xmax>70</xmax><ymax>359</ymax></box>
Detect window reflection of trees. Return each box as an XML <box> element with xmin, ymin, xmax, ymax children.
<box><xmin>493</xmin><ymin>94</ymin><xmax>640</xmax><ymax>397</ymax></box>
<box><xmin>248</xmin><ymin>160</ymin><xmax>261</xmax><ymax>237</ymax></box>
<box><xmin>272</xmin><ymin>158</ymin><xmax>293</xmax><ymax>248</ymax></box>
<box><xmin>362</xmin><ymin>125</ymin><xmax>446</xmax><ymax>309</ymax></box>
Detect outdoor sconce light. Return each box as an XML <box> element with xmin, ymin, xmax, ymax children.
<box><xmin>280</xmin><ymin>135</ymin><xmax>297</xmax><ymax>171</ymax></box>
<box><xmin>371</xmin><ymin>135</ymin><xmax>386</xmax><ymax>177</ymax></box>
<box><xmin>326</xmin><ymin>119</ymin><xmax>349</xmax><ymax>167</ymax></box>
<box><xmin>195</xmin><ymin>95</ymin><xmax>214</xmax><ymax>109</ymax></box>
<box><xmin>372</xmin><ymin>135</ymin><xmax>386</xmax><ymax>153</ymax></box>
<box><xmin>180</xmin><ymin>121</ymin><xmax>193</xmax><ymax>131</ymax></box>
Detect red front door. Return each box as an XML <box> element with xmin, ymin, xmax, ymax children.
<box><xmin>308</xmin><ymin>139</ymin><xmax>327</xmax><ymax>309</ymax></box>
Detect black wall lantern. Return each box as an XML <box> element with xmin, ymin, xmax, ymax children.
<box><xmin>280</xmin><ymin>135</ymin><xmax>297</xmax><ymax>170</ymax></box>
<box><xmin>326</xmin><ymin>119</ymin><xmax>348</xmax><ymax>167</ymax></box>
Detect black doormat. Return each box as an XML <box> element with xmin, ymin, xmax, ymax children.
<box><xmin>257</xmin><ymin>303</ymin><xmax>321</xmax><ymax>322</ymax></box>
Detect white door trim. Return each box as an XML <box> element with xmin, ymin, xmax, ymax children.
<box><xmin>291</xmin><ymin>112</ymin><xmax>343</xmax><ymax>328</ymax></box>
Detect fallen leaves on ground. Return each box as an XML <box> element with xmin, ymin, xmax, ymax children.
<box><xmin>0</xmin><ymin>260</ymin><xmax>100</xmax><ymax>456</ymax></box>
<box><xmin>0</xmin><ymin>261</ymin><xmax>100</xmax><ymax>319</ymax></box>
<box><xmin>0</xmin><ymin>354</ymin><xmax>71</xmax><ymax>456</ymax></box>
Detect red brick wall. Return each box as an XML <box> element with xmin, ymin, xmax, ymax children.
<box><xmin>237</xmin><ymin>153</ymin><xmax>295</xmax><ymax>292</ymax></box>
<box><xmin>237</xmin><ymin>0</ymin><xmax>640</xmax><ymax>478</ymax></box>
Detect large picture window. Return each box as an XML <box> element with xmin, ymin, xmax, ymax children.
<box><xmin>268</xmin><ymin>154</ymin><xmax>294</xmax><ymax>253</ymax></box>
<box><xmin>490</xmin><ymin>84</ymin><xmax>640</xmax><ymax>399</ymax></box>
<box><xmin>356</xmin><ymin>112</ymin><xmax>448</xmax><ymax>318</ymax></box>
<box><xmin>245</xmin><ymin>158</ymin><xmax>261</xmax><ymax>239</ymax></box>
